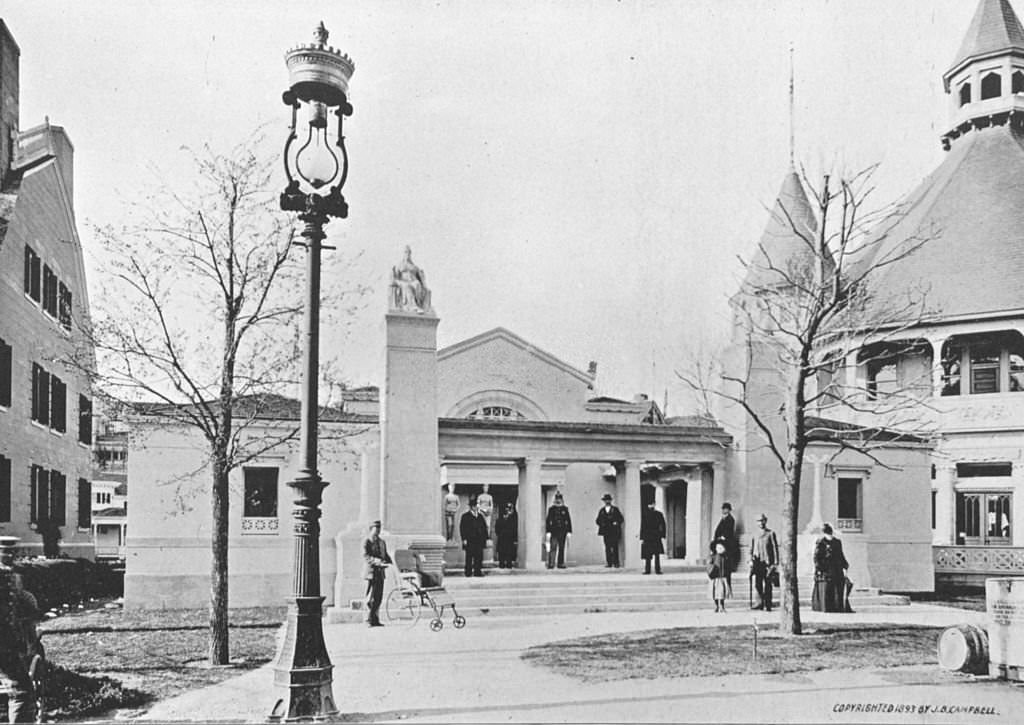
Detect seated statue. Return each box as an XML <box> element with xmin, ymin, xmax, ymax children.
<box><xmin>390</xmin><ymin>245</ymin><xmax>432</xmax><ymax>313</ymax></box>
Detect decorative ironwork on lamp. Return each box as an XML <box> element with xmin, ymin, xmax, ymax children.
<box><xmin>280</xmin><ymin>21</ymin><xmax>354</xmax><ymax>220</ymax></box>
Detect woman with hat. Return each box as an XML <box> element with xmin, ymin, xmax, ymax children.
<box><xmin>595</xmin><ymin>493</ymin><xmax>624</xmax><ymax>568</ymax></box>
<box><xmin>811</xmin><ymin>523</ymin><xmax>851</xmax><ymax>612</ymax></box>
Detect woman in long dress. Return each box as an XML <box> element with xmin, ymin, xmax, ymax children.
<box><xmin>811</xmin><ymin>523</ymin><xmax>850</xmax><ymax>612</ymax></box>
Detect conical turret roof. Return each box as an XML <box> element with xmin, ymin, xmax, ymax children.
<box><xmin>742</xmin><ymin>169</ymin><xmax>820</xmax><ymax>290</ymax></box>
<box><xmin>856</xmin><ymin>124</ymin><xmax>1024</xmax><ymax>320</ymax></box>
<box><xmin>946</xmin><ymin>0</ymin><xmax>1024</xmax><ymax>83</ymax></box>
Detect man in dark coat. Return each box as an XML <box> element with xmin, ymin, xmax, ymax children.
<box><xmin>460</xmin><ymin>497</ymin><xmax>489</xmax><ymax>577</ymax></box>
<box><xmin>748</xmin><ymin>513</ymin><xmax>779</xmax><ymax>611</ymax></box>
<box><xmin>595</xmin><ymin>493</ymin><xmax>624</xmax><ymax>568</ymax></box>
<box><xmin>362</xmin><ymin>521</ymin><xmax>391</xmax><ymax>627</ymax></box>
<box><xmin>494</xmin><ymin>502</ymin><xmax>519</xmax><ymax>568</ymax></box>
<box><xmin>711</xmin><ymin>502</ymin><xmax>740</xmax><ymax>586</ymax></box>
<box><xmin>640</xmin><ymin>501</ymin><xmax>666</xmax><ymax>574</ymax></box>
<box><xmin>545</xmin><ymin>492</ymin><xmax>573</xmax><ymax>569</ymax></box>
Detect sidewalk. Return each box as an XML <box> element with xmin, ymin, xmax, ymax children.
<box><xmin>138</xmin><ymin>603</ymin><xmax>1022</xmax><ymax>724</ymax></box>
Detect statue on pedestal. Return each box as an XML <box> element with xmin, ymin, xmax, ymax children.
<box><xmin>477</xmin><ymin>484</ymin><xmax>494</xmax><ymax>542</ymax></box>
<box><xmin>443</xmin><ymin>484</ymin><xmax>460</xmax><ymax>542</ymax></box>
<box><xmin>390</xmin><ymin>245</ymin><xmax>432</xmax><ymax>314</ymax></box>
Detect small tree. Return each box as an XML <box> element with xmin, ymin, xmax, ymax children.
<box><xmin>77</xmin><ymin>139</ymin><xmax>359</xmax><ymax>664</ymax></box>
<box><xmin>682</xmin><ymin>165</ymin><xmax>935</xmax><ymax>635</ymax></box>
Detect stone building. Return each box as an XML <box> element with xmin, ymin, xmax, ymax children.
<box><xmin>0</xmin><ymin>20</ymin><xmax>94</xmax><ymax>557</ymax></box>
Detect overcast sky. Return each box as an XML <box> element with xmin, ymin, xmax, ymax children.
<box><xmin>4</xmin><ymin>1</ymin><xmax>977</xmax><ymax>413</ymax></box>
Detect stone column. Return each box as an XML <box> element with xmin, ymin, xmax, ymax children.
<box><xmin>518</xmin><ymin>457</ymin><xmax>544</xmax><ymax>570</ymax></box>
<box><xmin>803</xmin><ymin>454</ymin><xmax>829</xmax><ymax>535</ymax></box>
<box><xmin>934</xmin><ymin>462</ymin><xmax>956</xmax><ymax>546</ymax></box>
<box><xmin>685</xmin><ymin>470</ymin><xmax>704</xmax><ymax>563</ymax></box>
<box><xmin>616</xmin><ymin>460</ymin><xmax>643</xmax><ymax>569</ymax></box>
<box><xmin>930</xmin><ymin>338</ymin><xmax>945</xmax><ymax>398</ymax></box>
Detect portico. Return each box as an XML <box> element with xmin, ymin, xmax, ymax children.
<box><xmin>438</xmin><ymin>417</ymin><xmax>730</xmax><ymax>569</ymax></box>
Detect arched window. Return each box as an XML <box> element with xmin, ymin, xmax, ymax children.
<box><xmin>466</xmin><ymin>406</ymin><xmax>525</xmax><ymax>421</ymax></box>
<box><xmin>960</xmin><ymin>82</ymin><xmax>972</xmax><ymax>107</ymax></box>
<box><xmin>1013</xmin><ymin>70</ymin><xmax>1024</xmax><ymax>94</ymax></box>
<box><xmin>981</xmin><ymin>72</ymin><xmax>1002</xmax><ymax>100</ymax></box>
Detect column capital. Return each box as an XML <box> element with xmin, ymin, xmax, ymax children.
<box><xmin>518</xmin><ymin>456</ymin><xmax>545</xmax><ymax>470</ymax></box>
<box><xmin>614</xmin><ymin>459</ymin><xmax>645</xmax><ymax>473</ymax></box>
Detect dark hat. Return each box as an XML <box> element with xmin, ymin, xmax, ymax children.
<box><xmin>601</xmin><ymin>493</ymin><xmax>612</xmax><ymax>502</ymax></box>
<box><xmin>821</xmin><ymin>523</ymin><xmax>833</xmax><ymax>535</ymax></box>
<box><xmin>721</xmin><ymin>502</ymin><xmax>732</xmax><ymax>511</ymax></box>
<box><xmin>554</xmin><ymin>492</ymin><xmax>564</xmax><ymax>501</ymax></box>
<box><xmin>757</xmin><ymin>513</ymin><xmax>767</xmax><ymax>522</ymax></box>
<box><xmin>469</xmin><ymin>496</ymin><xmax>479</xmax><ymax>505</ymax></box>
<box><xmin>369</xmin><ymin>520</ymin><xmax>381</xmax><ymax>529</ymax></box>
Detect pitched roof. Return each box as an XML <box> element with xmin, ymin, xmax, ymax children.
<box><xmin>948</xmin><ymin>0</ymin><xmax>1024</xmax><ymax>80</ymax></box>
<box><xmin>857</xmin><ymin>123</ymin><xmax>1024</xmax><ymax>321</ymax></box>
<box><xmin>438</xmin><ymin>327</ymin><xmax>594</xmax><ymax>385</ymax></box>
<box><xmin>742</xmin><ymin>169</ymin><xmax>821</xmax><ymax>289</ymax></box>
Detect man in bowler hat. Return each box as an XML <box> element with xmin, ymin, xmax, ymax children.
<box><xmin>595</xmin><ymin>493</ymin><xmax>624</xmax><ymax>567</ymax></box>
<box><xmin>460</xmin><ymin>497</ymin><xmax>489</xmax><ymax>577</ymax></box>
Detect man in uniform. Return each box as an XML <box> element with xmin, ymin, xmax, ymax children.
<box><xmin>595</xmin><ymin>493</ymin><xmax>624</xmax><ymax>568</ymax></box>
<box><xmin>0</xmin><ymin>537</ymin><xmax>37</xmax><ymax>722</ymax></box>
<box><xmin>362</xmin><ymin>521</ymin><xmax>391</xmax><ymax>627</ymax></box>
<box><xmin>459</xmin><ymin>497</ymin><xmax>489</xmax><ymax>577</ymax></box>
<box><xmin>545</xmin><ymin>492</ymin><xmax>573</xmax><ymax>569</ymax></box>
<box><xmin>749</xmin><ymin>513</ymin><xmax>780</xmax><ymax>611</ymax></box>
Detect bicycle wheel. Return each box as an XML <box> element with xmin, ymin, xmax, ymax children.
<box><xmin>385</xmin><ymin>588</ymin><xmax>421</xmax><ymax>626</ymax></box>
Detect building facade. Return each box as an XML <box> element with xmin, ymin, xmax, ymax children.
<box><xmin>0</xmin><ymin>20</ymin><xmax>93</xmax><ymax>557</ymax></box>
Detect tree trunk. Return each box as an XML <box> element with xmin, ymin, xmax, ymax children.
<box><xmin>778</xmin><ymin>453</ymin><xmax>803</xmax><ymax>635</ymax></box>
<box><xmin>210</xmin><ymin>456</ymin><xmax>230</xmax><ymax>665</ymax></box>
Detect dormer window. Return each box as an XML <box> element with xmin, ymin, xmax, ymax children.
<box><xmin>981</xmin><ymin>72</ymin><xmax>1002</xmax><ymax>100</ymax></box>
<box><xmin>1013</xmin><ymin>70</ymin><xmax>1024</xmax><ymax>94</ymax></box>
<box><xmin>959</xmin><ymin>81</ymin><xmax>972</xmax><ymax>106</ymax></box>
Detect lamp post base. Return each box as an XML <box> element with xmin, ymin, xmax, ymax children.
<box><xmin>269</xmin><ymin>596</ymin><xmax>337</xmax><ymax>722</ymax></box>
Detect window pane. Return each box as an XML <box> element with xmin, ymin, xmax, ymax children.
<box><xmin>0</xmin><ymin>456</ymin><xmax>10</xmax><ymax>522</ymax></box>
<box><xmin>837</xmin><ymin>477</ymin><xmax>861</xmax><ymax>519</ymax></box>
<box><xmin>1010</xmin><ymin>352</ymin><xmax>1024</xmax><ymax>392</ymax></box>
<box><xmin>957</xmin><ymin>462</ymin><xmax>1012</xmax><ymax>478</ymax></box>
<box><xmin>988</xmin><ymin>494</ymin><xmax>1011</xmax><ymax>542</ymax></box>
<box><xmin>956</xmin><ymin>492</ymin><xmax>982</xmax><ymax>544</ymax></box>
<box><xmin>243</xmin><ymin>468</ymin><xmax>278</xmax><ymax>518</ymax></box>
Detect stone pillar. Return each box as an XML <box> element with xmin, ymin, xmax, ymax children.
<box><xmin>654</xmin><ymin>482</ymin><xmax>666</xmax><ymax>515</ymax></box>
<box><xmin>930</xmin><ymin>338</ymin><xmax>945</xmax><ymax>398</ymax></box>
<box><xmin>701</xmin><ymin>466</ymin><xmax>715</xmax><ymax>561</ymax></box>
<box><xmin>518</xmin><ymin>457</ymin><xmax>544</xmax><ymax>570</ymax></box>
<box><xmin>685</xmin><ymin>471</ymin><xmax>704</xmax><ymax>563</ymax></box>
<box><xmin>934</xmin><ymin>462</ymin><xmax>956</xmax><ymax>546</ymax></box>
<box><xmin>616</xmin><ymin>460</ymin><xmax>643</xmax><ymax>569</ymax></box>
<box><xmin>804</xmin><ymin>454</ymin><xmax>828</xmax><ymax>535</ymax></box>
<box><xmin>333</xmin><ymin>443</ymin><xmax>380</xmax><ymax>612</ymax></box>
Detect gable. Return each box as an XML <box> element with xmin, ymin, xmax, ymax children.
<box><xmin>438</xmin><ymin>328</ymin><xmax>594</xmax><ymax>422</ymax></box>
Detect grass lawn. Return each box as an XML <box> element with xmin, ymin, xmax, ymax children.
<box><xmin>522</xmin><ymin>624</ymin><xmax>944</xmax><ymax>682</ymax></box>
<box><xmin>37</xmin><ymin>604</ymin><xmax>286</xmax><ymax>719</ymax></box>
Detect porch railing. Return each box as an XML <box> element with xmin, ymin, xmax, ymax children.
<box><xmin>934</xmin><ymin>545</ymin><xmax>1024</xmax><ymax>574</ymax></box>
<box><xmin>241</xmin><ymin>516</ymin><xmax>279</xmax><ymax>535</ymax></box>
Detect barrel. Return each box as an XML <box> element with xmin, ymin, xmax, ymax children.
<box><xmin>938</xmin><ymin>623</ymin><xmax>989</xmax><ymax>674</ymax></box>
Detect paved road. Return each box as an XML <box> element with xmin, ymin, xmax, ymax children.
<box><xmin>139</xmin><ymin>603</ymin><xmax>1024</xmax><ymax>724</ymax></box>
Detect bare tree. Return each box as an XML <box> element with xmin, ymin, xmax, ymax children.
<box><xmin>74</xmin><ymin>138</ymin><xmax>362</xmax><ymax>664</ymax></box>
<box><xmin>681</xmin><ymin>164</ymin><xmax>936</xmax><ymax>635</ymax></box>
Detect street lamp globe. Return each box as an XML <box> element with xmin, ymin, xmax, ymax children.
<box><xmin>282</xmin><ymin>21</ymin><xmax>354</xmax><ymax>216</ymax></box>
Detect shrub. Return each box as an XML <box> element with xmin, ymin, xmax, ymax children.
<box><xmin>14</xmin><ymin>558</ymin><xmax>124</xmax><ymax>612</ymax></box>
<box><xmin>42</xmin><ymin>663</ymin><xmax>150</xmax><ymax>719</ymax></box>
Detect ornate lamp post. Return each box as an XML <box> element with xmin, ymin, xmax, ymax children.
<box><xmin>269</xmin><ymin>21</ymin><xmax>353</xmax><ymax>722</ymax></box>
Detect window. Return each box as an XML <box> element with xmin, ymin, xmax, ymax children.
<box><xmin>30</xmin><ymin>465</ymin><xmax>48</xmax><ymax>524</ymax></box>
<box><xmin>50</xmin><ymin>375</ymin><xmax>67</xmax><ymax>433</ymax></box>
<box><xmin>58</xmin><ymin>282</ymin><xmax>72</xmax><ymax>331</ymax></box>
<box><xmin>956</xmin><ymin>492</ymin><xmax>1012</xmax><ymax>545</ymax></box>
<box><xmin>981</xmin><ymin>71</ymin><xmax>1002</xmax><ymax>100</ymax></box>
<box><xmin>941</xmin><ymin>341</ymin><xmax>962</xmax><ymax>396</ymax></box>
<box><xmin>467</xmin><ymin>406</ymin><xmax>525</xmax><ymax>420</ymax></box>
<box><xmin>23</xmin><ymin>245</ymin><xmax>41</xmax><ymax>302</ymax></box>
<box><xmin>836</xmin><ymin>477</ymin><xmax>863</xmax><ymax>532</ymax></box>
<box><xmin>78</xmin><ymin>479</ymin><xmax>91</xmax><ymax>529</ymax></box>
<box><xmin>96</xmin><ymin>491</ymin><xmax>111</xmax><ymax>506</ymax></box>
<box><xmin>31</xmin><ymin>363</ymin><xmax>50</xmax><ymax>425</ymax></box>
<box><xmin>959</xmin><ymin>81</ymin><xmax>972</xmax><ymax>106</ymax></box>
<box><xmin>49</xmin><ymin>471</ymin><xmax>66</xmax><ymax>526</ymax></box>
<box><xmin>1015</xmin><ymin>70</ymin><xmax>1024</xmax><ymax>94</ymax></box>
<box><xmin>957</xmin><ymin>462</ymin><xmax>1012</xmax><ymax>478</ymax></box>
<box><xmin>42</xmin><ymin>264</ymin><xmax>58</xmax><ymax>317</ymax></box>
<box><xmin>970</xmin><ymin>341</ymin><xmax>1000</xmax><ymax>394</ymax></box>
<box><xmin>243</xmin><ymin>467</ymin><xmax>279</xmax><ymax>518</ymax></box>
<box><xmin>79</xmin><ymin>395</ymin><xmax>92</xmax><ymax>444</ymax></box>
<box><xmin>931</xmin><ymin>490</ymin><xmax>936</xmax><ymax>530</ymax></box>
<box><xmin>0</xmin><ymin>455</ymin><xmax>10</xmax><ymax>522</ymax></box>
<box><xmin>0</xmin><ymin>337</ymin><xmax>11</xmax><ymax>408</ymax></box>
<box><xmin>866</xmin><ymin>358</ymin><xmax>898</xmax><ymax>400</ymax></box>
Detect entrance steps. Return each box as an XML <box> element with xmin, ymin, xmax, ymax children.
<box><xmin>327</xmin><ymin>563</ymin><xmax>909</xmax><ymax>622</ymax></box>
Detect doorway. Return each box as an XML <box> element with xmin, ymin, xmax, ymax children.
<box><xmin>666</xmin><ymin>481</ymin><xmax>687</xmax><ymax>559</ymax></box>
